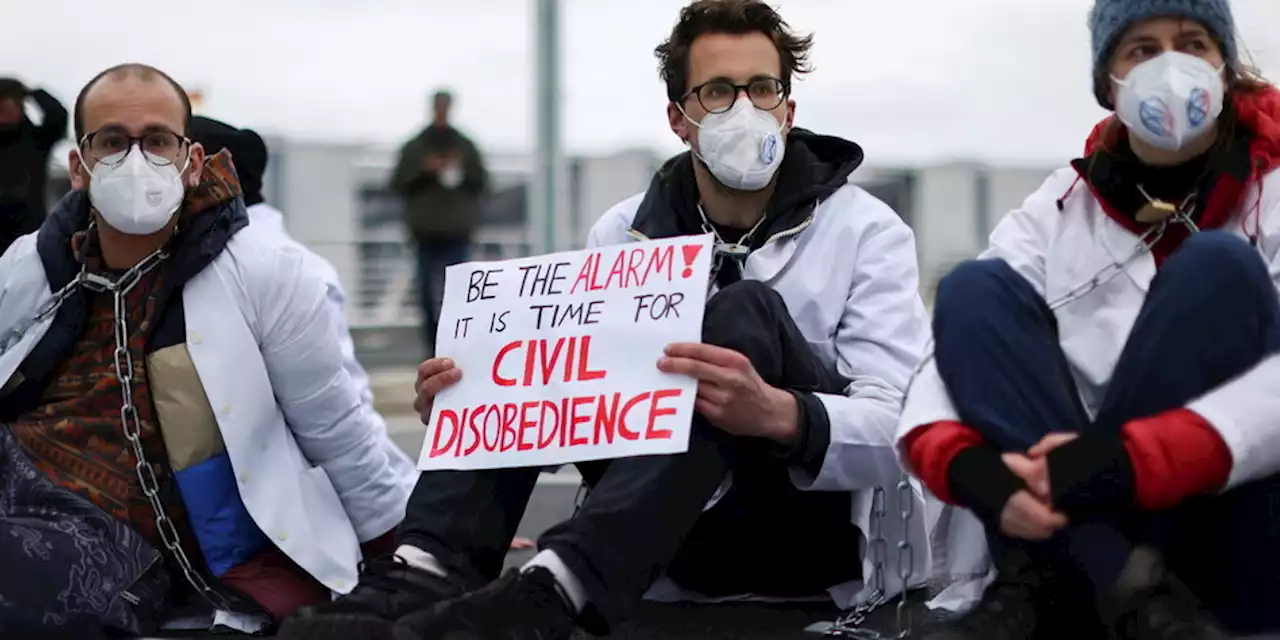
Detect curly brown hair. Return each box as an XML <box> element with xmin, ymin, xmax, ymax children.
<box><xmin>654</xmin><ymin>0</ymin><xmax>814</xmax><ymax>104</ymax></box>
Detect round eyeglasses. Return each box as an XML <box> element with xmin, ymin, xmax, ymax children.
<box><xmin>79</xmin><ymin>129</ymin><xmax>190</xmax><ymax>167</ymax></box>
<box><xmin>683</xmin><ymin>78</ymin><xmax>787</xmax><ymax>114</ymax></box>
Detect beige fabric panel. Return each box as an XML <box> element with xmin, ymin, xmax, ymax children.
<box><xmin>148</xmin><ymin>344</ymin><xmax>225</xmax><ymax>471</ymax></box>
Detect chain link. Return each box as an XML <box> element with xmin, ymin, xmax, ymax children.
<box><xmin>0</xmin><ymin>244</ymin><xmax>233</xmax><ymax>612</ymax></box>
<box><xmin>1045</xmin><ymin>201</ymin><xmax>1202</xmax><ymax>312</ymax></box>
<box><xmin>822</xmin><ymin>476</ymin><xmax>916</xmax><ymax>639</ymax></box>
<box><xmin>0</xmin><ymin>280</ymin><xmax>81</xmax><ymax>357</ymax></box>
<box><xmin>102</xmin><ymin>250</ymin><xmax>235</xmax><ymax>612</ymax></box>
<box><xmin>895</xmin><ymin>477</ymin><xmax>915</xmax><ymax>637</ymax></box>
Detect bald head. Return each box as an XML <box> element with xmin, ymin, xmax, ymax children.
<box><xmin>68</xmin><ymin>63</ymin><xmax>204</xmax><ymax>196</ymax></box>
<box><xmin>74</xmin><ymin>63</ymin><xmax>191</xmax><ymax>141</ymax></box>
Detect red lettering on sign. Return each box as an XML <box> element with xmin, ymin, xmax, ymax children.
<box><xmin>570</xmin><ymin>244</ymin><xmax>682</xmax><ymax>293</ymax></box>
<box><xmin>427</xmin><ymin>388</ymin><xmax>687</xmax><ymax>459</ymax></box>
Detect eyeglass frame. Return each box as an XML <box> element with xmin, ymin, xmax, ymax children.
<box><xmin>679</xmin><ymin>76</ymin><xmax>790</xmax><ymax>115</ymax></box>
<box><xmin>77</xmin><ymin>127</ymin><xmax>193</xmax><ymax>168</ymax></box>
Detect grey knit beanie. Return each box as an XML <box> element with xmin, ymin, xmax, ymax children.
<box><xmin>1089</xmin><ymin>0</ymin><xmax>1237</xmax><ymax>108</ymax></box>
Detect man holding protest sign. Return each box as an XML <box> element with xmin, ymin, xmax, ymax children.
<box><xmin>278</xmin><ymin>1</ymin><xmax>933</xmax><ymax>639</ymax></box>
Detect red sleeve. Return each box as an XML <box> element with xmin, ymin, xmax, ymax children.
<box><xmin>360</xmin><ymin>529</ymin><xmax>398</xmax><ymax>559</ymax></box>
<box><xmin>904</xmin><ymin>421</ymin><xmax>986</xmax><ymax>505</ymax></box>
<box><xmin>1121</xmin><ymin>408</ymin><xmax>1233</xmax><ymax>511</ymax></box>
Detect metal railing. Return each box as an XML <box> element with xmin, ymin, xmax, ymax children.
<box><xmin>309</xmin><ymin>226</ymin><xmax>533</xmax><ymax>330</ymax></box>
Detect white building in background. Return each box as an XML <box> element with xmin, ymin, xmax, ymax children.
<box><xmin>252</xmin><ymin>138</ymin><xmax>1055</xmax><ymax>330</ymax></box>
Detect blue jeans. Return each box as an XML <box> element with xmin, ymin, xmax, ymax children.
<box><xmin>416</xmin><ymin>238</ymin><xmax>471</xmax><ymax>355</ymax></box>
<box><xmin>933</xmin><ymin>231</ymin><xmax>1280</xmax><ymax>634</ymax></box>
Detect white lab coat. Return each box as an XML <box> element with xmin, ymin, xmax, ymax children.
<box><xmin>588</xmin><ymin>183</ymin><xmax>937</xmax><ymax>608</ymax></box>
<box><xmin>0</xmin><ymin>218</ymin><xmax>418</xmax><ymax>596</ymax></box>
<box><xmin>247</xmin><ymin>202</ymin><xmax>419</xmax><ymax>482</ymax></box>
<box><xmin>897</xmin><ymin>165</ymin><xmax>1280</xmax><ymax>611</ymax></box>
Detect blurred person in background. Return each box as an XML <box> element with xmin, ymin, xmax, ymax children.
<box><xmin>0</xmin><ymin>63</ymin><xmax>414</xmax><ymax>638</ymax></box>
<box><xmin>391</xmin><ymin>89</ymin><xmax>488</xmax><ymax>357</ymax></box>
<box><xmin>280</xmin><ymin>1</ymin><xmax>932</xmax><ymax>639</ymax></box>
<box><xmin>899</xmin><ymin>0</ymin><xmax>1280</xmax><ymax>638</ymax></box>
<box><xmin>188</xmin><ymin>114</ymin><xmax>418</xmax><ymax>484</ymax></box>
<box><xmin>0</xmin><ymin>77</ymin><xmax>67</xmax><ymax>255</ymax></box>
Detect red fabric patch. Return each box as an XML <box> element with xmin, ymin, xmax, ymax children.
<box><xmin>222</xmin><ymin>547</ymin><xmax>331</xmax><ymax>622</ymax></box>
<box><xmin>903</xmin><ymin>421</ymin><xmax>985</xmax><ymax>504</ymax></box>
<box><xmin>1121</xmin><ymin>408</ymin><xmax>1232</xmax><ymax>511</ymax></box>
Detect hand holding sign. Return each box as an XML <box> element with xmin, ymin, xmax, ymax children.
<box><xmin>414</xmin><ymin>357</ymin><xmax>463</xmax><ymax>423</ymax></box>
<box><xmin>657</xmin><ymin>343</ymin><xmax>798</xmax><ymax>445</ymax></box>
<box><xmin>419</xmin><ymin>234</ymin><xmax>714</xmax><ymax>471</ymax></box>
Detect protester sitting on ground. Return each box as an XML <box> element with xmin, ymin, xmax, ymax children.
<box><xmin>188</xmin><ymin>115</ymin><xmax>419</xmax><ymax>483</ymax></box>
<box><xmin>0</xmin><ymin>63</ymin><xmax>416</xmax><ymax>638</ymax></box>
<box><xmin>278</xmin><ymin>1</ymin><xmax>933</xmax><ymax>639</ymax></box>
<box><xmin>898</xmin><ymin>0</ymin><xmax>1280</xmax><ymax>638</ymax></box>
<box><xmin>0</xmin><ymin>77</ymin><xmax>67</xmax><ymax>255</ymax></box>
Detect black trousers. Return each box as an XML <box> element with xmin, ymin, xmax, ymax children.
<box><xmin>398</xmin><ymin>280</ymin><xmax>858</xmax><ymax>632</ymax></box>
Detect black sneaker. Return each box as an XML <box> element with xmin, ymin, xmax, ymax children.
<box><xmin>921</xmin><ymin>576</ymin><xmax>1041</xmax><ymax>640</ymax></box>
<box><xmin>392</xmin><ymin>567</ymin><xmax>576</xmax><ymax>640</ymax></box>
<box><xmin>922</xmin><ymin>549</ymin><xmax>1102</xmax><ymax>640</ymax></box>
<box><xmin>1103</xmin><ymin>547</ymin><xmax>1228</xmax><ymax>640</ymax></box>
<box><xmin>276</xmin><ymin>555</ymin><xmax>464</xmax><ymax>640</ymax></box>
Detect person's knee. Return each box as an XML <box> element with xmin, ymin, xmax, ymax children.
<box><xmin>1164</xmin><ymin>231</ymin><xmax>1270</xmax><ymax>292</ymax></box>
<box><xmin>703</xmin><ymin>279</ymin><xmax>786</xmax><ymax>330</ymax></box>
<box><xmin>935</xmin><ymin>259</ymin><xmax>1022</xmax><ymax>315</ymax></box>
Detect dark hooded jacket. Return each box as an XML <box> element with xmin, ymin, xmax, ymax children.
<box><xmin>0</xmin><ymin>89</ymin><xmax>68</xmax><ymax>255</ymax></box>
<box><xmin>391</xmin><ymin>124</ymin><xmax>488</xmax><ymax>243</ymax></box>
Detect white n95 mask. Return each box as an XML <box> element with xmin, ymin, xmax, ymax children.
<box><xmin>687</xmin><ymin>97</ymin><xmax>785</xmax><ymax>191</ymax></box>
<box><xmin>1113</xmin><ymin>51</ymin><xmax>1225</xmax><ymax>151</ymax></box>
<box><xmin>86</xmin><ymin>145</ymin><xmax>187</xmax><ymax>235</ymax></box>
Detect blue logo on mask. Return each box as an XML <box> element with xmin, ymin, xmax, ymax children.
<box><xmin>1138</xmin><ymin>96</ymin><xmax>1174</xmax><ymax>137</ymax></box>
<box><xmin>760</xmin><ymin>134</ymin><xmax>778</xmax><ymax>164</ymax></box>
<box><xmin>1187</xmin><ymin>87</ymin><xmax>1210</xmax><ymax>127</ymax></box>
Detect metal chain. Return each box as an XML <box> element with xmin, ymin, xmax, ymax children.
<box><xmin>821</xmin><ymin>477</ymin><xmax>916</xmax><ymax>639</ymax></box>
<box><xmin>100</xmin><ymin>251</ymin><xmax>234</xmax><ymax>612</ymax></box>
<box><xmin>1</xmin><ymin>245</ymin><xmax>233</xmax><ymax>612</ymax></box>
<box><xmin>0</xmin><ymin>280</ymin><xmax>82</xmax><ymax>357</ymax></box>
<box><xmin>698</xmin><ymin>203</ymin><xmax>768</xmax><ymax>292</ymax></box>
<box><xmin>895</xmin><ymin>477</ymin><xmax>915</xmax><ymax>637</ymax></box>
<box><xmin>1046</xmin><ymin>194</ymin><xmax>1202</xmax><ymax>311</ymax></box>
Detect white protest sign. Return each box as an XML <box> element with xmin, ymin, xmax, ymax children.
<box><xmin>418</xmin><ymin>234</ymin><xmax>715</xmax><ymax>471</ymax></box>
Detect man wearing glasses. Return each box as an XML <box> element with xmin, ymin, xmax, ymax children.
<box><xmin>284</xmin><ymin>1</ymin><xmax>932</xmax><ymax>639</ymax></box>
<box><xmin>0</xmin><ymin>63</ymin><xmax>414</xmax><ymax>638</ymax></box>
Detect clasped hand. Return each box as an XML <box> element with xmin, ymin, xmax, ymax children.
<box><xmin>999</xmin><ymin>433</ymin><xmax>1079</xmax><ymax>541</ymax></box>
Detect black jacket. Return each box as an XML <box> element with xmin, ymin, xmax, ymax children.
<box><xmin>391</xmin><ymin>124</ymin><xmax>489</xmax><ymax>242</ymax></box>
<box><xmin>0</xmin><ymin>89</ymin><xmax>68</xmax><ymax>255</ymax></box>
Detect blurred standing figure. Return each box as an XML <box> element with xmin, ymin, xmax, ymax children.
<box><xmin>391</xmin><ymin>90</ymin><xmax>488</xmax><ymax>356</ymax></box>
<box><xmin>0</xmin><ymin>78</ymin><xmax>67</xmax><ymax>254</ymax></box>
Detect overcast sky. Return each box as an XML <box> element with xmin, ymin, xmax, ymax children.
<box><xmin>2</xmin><ymin>0</ymin><xmax>1277</xmax><ymax>166</ymax></box>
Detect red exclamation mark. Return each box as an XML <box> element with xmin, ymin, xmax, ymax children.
<box><xmin>680</xmin><ymin>244</ymin><xmax>703</xmax><ymax>279</ymax></box>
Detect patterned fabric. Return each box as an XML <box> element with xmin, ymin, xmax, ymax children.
<box><xmin>182</xmin><ymin>149</ymin><xmax>243</xmax><ymax>219</ymax></box>
<box><xmin>1089</xmin><ymin>0</ymin><xmax>1237</xmax><ymax>107</ymax></box>
<box><xmin>0</xmin><ymin>424</ymin><xmax>170</xmax><ymax>636</ymax></box>
<box><xmin>6</xmin><ymin>268</ymin><xmax>192</xmax><ymax>549</ymax></box>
